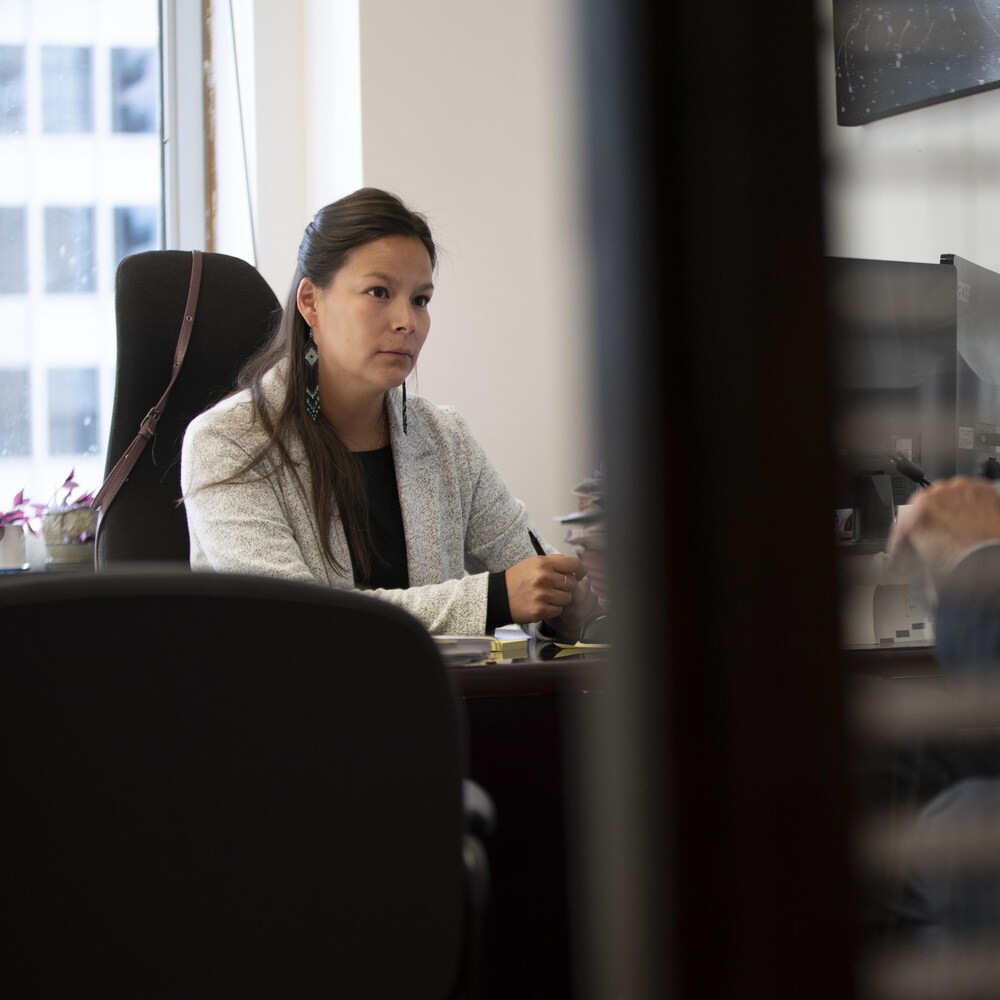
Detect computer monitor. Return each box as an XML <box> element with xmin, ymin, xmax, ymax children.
<box><xmin>948</xmin><ymin>253</ymin><xmax>1000</xmax><ymax>479</ymax></box>
<box><xmin>828</xmin><ymin>252</ymin><xmax>1000</xmax><ymax>547</ymax></box>
<box><xmin>828</xmin><ymin>254</ymin><xmax>956</xmax><ymax>545</ymax></box>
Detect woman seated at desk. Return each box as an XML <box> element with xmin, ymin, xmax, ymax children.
<box><xmin>181</xmin><ymin>187</ymin><xmax>598</xmax><ymax>637</ymax></box>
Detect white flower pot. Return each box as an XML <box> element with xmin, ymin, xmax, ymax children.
<box><xmin>0</xmin><ymin>523</ymin><xmax>28</xmax><ymax>570</ymax></box>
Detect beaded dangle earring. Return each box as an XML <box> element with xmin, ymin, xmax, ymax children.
<box><xmin>401</xmin><ymin>380</ymin><xmax>408</xmax><ymax>434</ymax></box>
<box><xmin>304</xmin><ymin>329</ymin><xmax>320</xmax><ymax>422</ymax></box>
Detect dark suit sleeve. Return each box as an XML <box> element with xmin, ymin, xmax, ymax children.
<box><xmin>933</xmin><ymin>544</ymin><xmax>1000</xmax><ymax>676</ymax></box>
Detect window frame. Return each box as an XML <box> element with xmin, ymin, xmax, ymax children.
<box><xmin>161</xmin><ymin>0</ymin><xmax>207</xmax><ymax>252</ymax></box>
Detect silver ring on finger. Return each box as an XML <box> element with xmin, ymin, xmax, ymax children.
<box><xmin>561</xmin><ymin>573</ymin><xmax>568</xmax><ymax>588</ymax></box>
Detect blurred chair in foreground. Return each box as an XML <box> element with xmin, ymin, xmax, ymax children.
<box><xmin>0</xmin><ymin>569</ymin><xmax>494</xmax><ymax>998</ymax></box>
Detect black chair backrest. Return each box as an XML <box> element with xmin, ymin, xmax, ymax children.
<box><xmin>97</xmin><ymin>251</ymin><xmax>281</xmax><ymax>568</ymax></box>
<box><xmin>0</xmin><ymin>569</ymin><xmax>469</xmax><ymax>998</ymax></box>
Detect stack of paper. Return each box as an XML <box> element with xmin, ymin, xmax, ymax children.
<box><xmin>433</xmin><ymin>632</ymin><xmax>529</xmax><ymax>664</ymax></box>
<box><xmin>556</xmin><ymin>465</ymin><xmax>609</xmax><ymax>606</ymax></box>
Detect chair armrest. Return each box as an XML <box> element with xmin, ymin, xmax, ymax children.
<box><xmin>463</xmin><ymin>779</ymin><xmax>496</xmax><ymax>838</ymax></box>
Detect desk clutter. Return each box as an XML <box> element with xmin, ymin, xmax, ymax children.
<box><xmin>556</xmin><ymin>464</ymin><xmax>608</xmax><ymax>607</ymax></box>
<box><xmin>434</xmin><ymin>631</ymin><xmax>530</xmax><ymax>665</ymax></box>
<box><xmin>433</xmin><ymin>467</ymin><xmax>612</xmax><ymax>667</ymax></box>
<box><xmin>435</xmin><ymin>630</ymin><xmax>608</xmax><ymax>666</ymax></box>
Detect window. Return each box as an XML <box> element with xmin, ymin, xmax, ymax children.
<box><xmin>0</xmin><ymin>0</ymin><xmax>204</xmax><ymax>521</ymax></box>
<box><xmin>41</xmin><ymin>46</ymin><xmax>93</xmax><ymax>133</ymax></box>
<box><xmin>0</xmin><ymin>206</ymin><xmax>27</xmax><ymax>293</ymax></box>
<box><xmin>111</xmin><ymin>47</ymin><xmax>157</xmax><ymax>133</ymax></box>
<box><xmin>44</xmin><ymin>206</ymin><xmax>96</xmax><ymax>293</ymax></box>
<box><xmin>0</xmin><ymin>45</ymin><xmax>25</xmax><ymax>134</ymax></box>
<box><xmin>114</xmin><ymin>205</ymin><xmax>159</xmax><ymax>271</ymax></box>
<box><xmin>47</xmin><ymin>369</ymin><xmax>99</xmax><ymax>456</ymax></box>
<box><xmin>0</xmin><ymin>371</ymin><xmax>30</xmax><ymax>457</ymax></box>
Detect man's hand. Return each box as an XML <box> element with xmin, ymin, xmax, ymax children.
<box><xmin>888</xmin><ymin>477</ymin><xmax>1000</xmax><ymax>582</ymax></box>
<box><xmin>544</xmin><ymin>573</ymin><xmax>601</xmax><ymax>643</ymax></box>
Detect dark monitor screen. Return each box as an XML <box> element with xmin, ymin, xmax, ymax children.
<box><xmin>827</xmin><ymin>255</ymin><xmax>957</xmax><ymax>543</ymax></box>
<box><xmin>832</xmin><ymin>1</ymin><xmax>1000</xmax><ymax>126</ymax></box>
<box><xmin>948</xmin><ymin>253</ymin><xmax>1000</xmax><ymax>474</ymax></box>
<box><xmin>829</xmin><ymin>252</ymin><xmax>1000</xmax><ymax>546</ymax></box>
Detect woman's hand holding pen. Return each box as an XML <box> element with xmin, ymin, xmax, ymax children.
<box><xmin>505</xmin><ymin>552</ymin><xmax>601</xmax><ymax>639</ymax></box>
<box><xmin>505</xmin><ymin>553</ymin><xmax>585</xmax><ymax>624</ymax></box>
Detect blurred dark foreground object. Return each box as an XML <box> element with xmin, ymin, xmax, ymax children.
<box><xmin>0</xmin><ymin>568</ymin><xmax>494</xmax><ymax>999</ymax></box>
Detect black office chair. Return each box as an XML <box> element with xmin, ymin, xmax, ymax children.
<box><xmin>96</xmin><ymin>250</ymin><xmax>281</xmax><ymax>568</ymax></box>
<box><xmin>0</xmin><ymin>569</ymin><xmax>494</xmax><ymax>998</ymax></box>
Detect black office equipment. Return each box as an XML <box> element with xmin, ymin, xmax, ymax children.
<box><xmin>889</xmin><ymin>451</ymin><xmax>932</xmax><ymax>488</ymax></box>
<box><xmin>0</xmin><ymin>569</ymin><xmax>493</xmax><ymax>998</ymax></box>
<box><xmin>828</xmin><ymin>253</ymin><xmax>1000</xmax><ymax>545</ymax></box>
<box><xmin>96</xmin><ymin>250</ymin><xmax>280</xmax><ymax>567</ymax></box>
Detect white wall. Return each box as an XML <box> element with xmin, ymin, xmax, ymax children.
<box><xmin>357</xmin><ymin>0</ymin><xmax>594</xmax><ymax>536</ymax></box>
<box><xmin>816</xmin><ymin>2</ymin><xmax>1000</xmax><ymax>272</ymax></box>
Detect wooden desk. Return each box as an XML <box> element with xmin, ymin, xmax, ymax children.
<box><xmin>456</xmin><ymin>646</ymin><xmax>937</xmax><ymax>999</ymax></box>
<box><xmin>451</xmin><ymin>656</ymin><xmax>606</xmax><ymax>1000</ymax></box>
<box><xmin>843</xmin><ymin>644</ymin><xmax>939</xmax><ymax>679</ymax></box>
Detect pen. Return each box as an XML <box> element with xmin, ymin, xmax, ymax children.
<box><xmin>528</xmin><ymin>529</ymin><xmax>546</xmax><ymax>556</ymax></box>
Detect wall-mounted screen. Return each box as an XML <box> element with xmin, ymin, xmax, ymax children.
<box><xmin>833</xmin><ymin>1</ymin><xmax>1000</xmax><ymax>126</ymax></box>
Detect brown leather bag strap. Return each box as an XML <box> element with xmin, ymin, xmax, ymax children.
<box><xmin>93</xmin><ymin>249</ymin><xmax>204</xmax><ymax>516</ymax></box>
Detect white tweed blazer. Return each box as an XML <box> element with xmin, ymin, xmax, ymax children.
<box><xmin>180</xmin><ymin>363</ymin><xmax>550</xmax><ymax>635</ymax></box>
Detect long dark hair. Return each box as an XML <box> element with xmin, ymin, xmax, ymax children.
<box><xmin>213</xmin><ymin>187</ymin><xmax>437</xmax><ymax>577</ymax></box>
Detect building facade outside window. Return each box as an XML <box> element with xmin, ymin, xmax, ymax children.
<box><xmin>0</xmin><ymin>369</ymin><xmax>30</xmax><ymax>457</ymax></box>
<box><xmin>44</xmin><ymin>206</ymin><xmax>97</xmax><ymax>294</ymax></box>
<box><xmin>0</xmin><ymin>44</ymin><xmax>25</xmax><ymax>133</ymax></box>
<box><xmin>113</xmin><ymin>204</ymin><xmax>159</xmax><ymax>269</ymax></box>
<box><xmin>41</xmin><ymin>45</ymin><xmax>93</xmax><ymax>133</ymax></box>
<box><xmin>47</xmin><ymin>368</ymin><xmax>99</xmax><ymax>456</ymax></box>
<box><xmin>0</xmin><ymin>205</ymin><xmax>27</xmax><ymax>293</ymax></box>
<box><xmin>0</xmin><ymin>0</ymin><xmax>162</xmax><ymax>511</ymax></box>
<box><xmin>110</xmin><ymin>46</ymin><xmax>157</xmax><ymax>133</ymax></box>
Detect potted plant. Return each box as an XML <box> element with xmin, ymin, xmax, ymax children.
<box><xmin>0</xmin><ymin>490</ymin><xmax>42</xmax><ymax>571</ymax></box>
<box><xmin>40</xmin><ymin>470</ymin><xmax>97</xmax><ymax>566</ymax></box>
